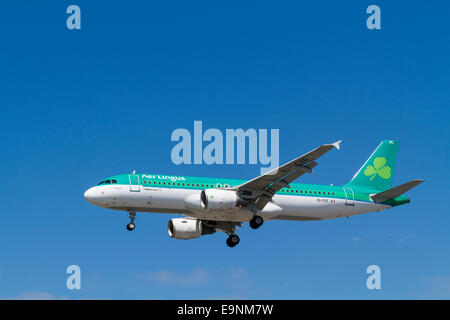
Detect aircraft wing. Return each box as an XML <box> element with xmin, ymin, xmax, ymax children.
<box><xmin>235</xmin><ymin>140</ymin><xmax>342</xmax><ymax>211</ymax></box>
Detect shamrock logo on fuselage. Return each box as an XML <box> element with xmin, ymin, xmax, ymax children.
<box><xmin>364</xmin><ymin>157</ymin><xmax>391</xmax><ymax>181</ymax></box>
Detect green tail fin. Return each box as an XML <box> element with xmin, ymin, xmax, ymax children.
<box><xmin>345</xmin><ymin>140</ymin><xmax>398</xmax><ymax>191</ymax></box>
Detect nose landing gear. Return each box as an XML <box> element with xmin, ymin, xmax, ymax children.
<box><xmin>127</xmin><ymin>210</ymin><xmax>136</xmax><ymax>231</ymax></box>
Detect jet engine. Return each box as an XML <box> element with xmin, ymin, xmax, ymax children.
<box><xmin>200</xmin><ymin>189</ymin><xmax>246</xmax><ymax>210</ymax></box>
<box><xmin>168</xmin><ymin>218</ymin><xmax>215</xmax><ymax>240</ymax></box>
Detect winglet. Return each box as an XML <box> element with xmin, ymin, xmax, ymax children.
<box><xmin>331</xmin><ymin>140</ymin><xmax>342</xmax><ymax>150</ymax></box>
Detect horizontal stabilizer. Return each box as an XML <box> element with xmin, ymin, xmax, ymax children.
<box><xmin>370</xmin><ymin>179</ymin><xmax>424</xmax><ymax>203</ymax></box>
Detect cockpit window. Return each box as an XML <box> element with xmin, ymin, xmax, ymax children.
<box><xmin>98</xmin><ymin>179</ymin><xmax>115</xmax><ymax>185</ymax></box>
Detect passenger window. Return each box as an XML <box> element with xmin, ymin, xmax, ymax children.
<box><xmin>112</xmin><ymin>180</ymin><xmax>117</xmax><ymax>184</ymax></box>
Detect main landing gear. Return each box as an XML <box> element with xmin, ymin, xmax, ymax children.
<box><xmin>226</xmin><ymin>234</ymin><xmax>240</xmax><ymax>248</ymax></box>
<box><xmin>126</xmin><ymin>210</ymin><xmax>136</xmax><ymax>231</ymax></box>
<box><xmin>249</xmin><ymin>215</ymin><xmax>264</xmax><ymax>229</ymax></box>
<box><xmin>225</xmin><ymin>215</ymin><xmax>263</xmax><ymax>247</ymax></box>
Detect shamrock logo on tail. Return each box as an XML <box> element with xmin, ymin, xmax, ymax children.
<box><xmin>364</xmin><ymin>157</ymin><xmax>391</xmax><ymax>181</ymax></box>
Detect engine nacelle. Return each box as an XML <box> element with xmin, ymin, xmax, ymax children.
<box><xmin>168</xmin><ymin>218</ymin><xmax>214</xmax><ymax>240</ymax></box>
<box><xmin>200</xmin><ymin>189</ymin><xmax>244</xmax><ymax>211</ymax></box>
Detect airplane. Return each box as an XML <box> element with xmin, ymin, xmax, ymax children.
<box><xmin>84</xmin><ymin>140</ymin><xmax>423</xmax><ymax>247</ymax></box>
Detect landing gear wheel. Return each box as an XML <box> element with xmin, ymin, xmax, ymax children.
<box><xmin>249</xmin><ymin>215</ymin><xmax>264</xmax><ymax>229</ymax></box>
<box><xmin>127</xmin><ymin>210</ymin><xmax>136</xmax><ymax>231</ymax></box>
<box><xmin>226</xmin><ymin>234</ymin><xmax>240</xmax><ymax>247</ymax></box>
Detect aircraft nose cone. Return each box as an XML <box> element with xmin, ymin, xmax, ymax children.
<box><xmin>84</xmin><ymin>188</ymin><xmax>94</xmax><ymax>202</ymax></box>
<box><xmin>84</xmin><ymin>187</ymin><xmax>102</xmax><ymax>206</ymax></box>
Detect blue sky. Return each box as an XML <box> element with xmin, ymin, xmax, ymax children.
<box><xmin>0</xmin><ymin>1</ymin><xmax>449</xmax><ymax>299</ymax></box>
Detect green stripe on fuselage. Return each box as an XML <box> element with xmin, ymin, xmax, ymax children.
<box><xmin>101</xmin><ymin>173</ymin><xmax>409</xmax><ymax>206</ymax></box>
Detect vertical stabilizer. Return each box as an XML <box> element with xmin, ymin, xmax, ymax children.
<box><xmin>345</xmin><ymin>140</ymin><xmax>398</xmax><ymax>191</ymax></box>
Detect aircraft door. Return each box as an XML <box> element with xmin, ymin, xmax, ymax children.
<box><xmin>343</xmin><ymin>187</ymin><xmax>354</xmax><ymax>206</ymax></box>
<box><xmin>129</xmin><ymin>174</ymin><xmax>141</xmax><ymax>192</ymax></box>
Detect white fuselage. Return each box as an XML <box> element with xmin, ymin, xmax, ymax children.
<box><xmin>84</xmin><ymin>184</ymin><xmax>390</xmax><ymax>222</ymax></box>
